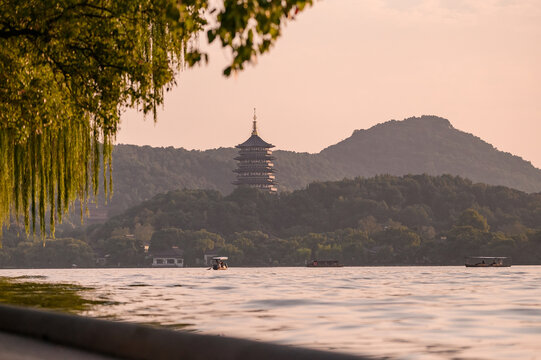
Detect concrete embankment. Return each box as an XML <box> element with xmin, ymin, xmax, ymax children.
<box><xmin>0</xmin><ymin>304</ymin><xmax>370</xmax><ymax>360</ymax></box>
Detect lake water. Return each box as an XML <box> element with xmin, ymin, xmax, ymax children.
<box><xmin>2</xmin><ymin>266</ymin><xmax>541</xmax><ymax>360</ymax></box>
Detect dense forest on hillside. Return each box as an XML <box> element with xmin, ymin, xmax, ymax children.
<box><xmin>2</xmin><ymin>175</ymin><xmax>540</xmax><ymax>267</ymax></box>
<box><xmin>104</xmin><ymin>146</ymin><xmax>345</xmax><ymax>216</ymax></box>
<box><xmin>98</xmin><ymin>116</ymin><xmax>541</xmax><ymax>218</ymax></box>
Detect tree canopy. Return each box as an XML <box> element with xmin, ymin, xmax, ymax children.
<box><xmin>2</xmin><ymin>175</ymin><xmax>541</xmax><ymax>267</ymax></box>
<box><xmin>0</xmin><ymin>0</ymin><xmax>312</xmax><ymax>241</ymax></box>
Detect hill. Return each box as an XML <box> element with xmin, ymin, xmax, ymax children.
<box><xmin>101</xmin><ymin>115</ymin><xmax>541</xmax><ymax>217</ymax></box>
<box><xmin>3</xmin><ymin>175</ymin><xmax>540</xmax><ymax>267</ymax></box>
<box><xmin>97</xmin><ymin>174</ymin><xmax>541</xmax><ymax>238</ymax></box>
<box><xmin>320</xmin><ymin>116</ymin><xmax>541</xmax><ymax>192</ymax></box>
<box><xmin>89</xmin><ymin>174</ymin><xmax>541</xmax><ymax>266</ymax></box>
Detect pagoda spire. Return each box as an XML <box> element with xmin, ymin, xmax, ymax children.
<box><xmin>252</xmin><ymin>107</ymin><xmax>258</xmax><ymax>136</ymax></box>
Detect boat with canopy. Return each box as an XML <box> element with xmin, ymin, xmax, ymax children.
<box><xmin>211</xmin><ymin>257</ymin><xmax>228</xmax><ymax>270</ymax></box>
<box><xmin>465</xmin><ymin>256</ymin><xmax>511</xmax><ymax>267</ymax></box>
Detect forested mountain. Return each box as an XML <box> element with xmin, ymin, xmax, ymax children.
<box><xmin>88</xmin><ymin>174</ymin><xmax>541</xmax><ymax>266</ymax></box>
<box><xmin>105</xmin><ymin>116</ymin><xmax>541</xmax><ymax>217</ymax></box>
<box><xmin>321</xmin><ymin>116</ymin><xmax>541</xmax><ymax>193</ymax></box>
<box><xmin>107</xmin><ymin>146</ymin><xmax>347</xmax><ymax>216</ymax></box>
<box><xmin>107</xmin><ymin>146</ymin><xmax>237</xmax><ymax>215</ymax></box>
<box><xmin>2</xmin><ymin>175</ymin><xmax>540</xmax><ymax>267</ymax></box>
<box><xmin>98</xmin><ymin>174</ymin><xmax>541</xmax><ymax>238</ymax></box>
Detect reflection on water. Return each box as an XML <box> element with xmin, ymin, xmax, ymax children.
<box><xmin>1</xmin><ymin>266</ymin><xmax>540</xmax><ymax>360</ymax></box>
<box><xmin>0</xmin><ymin>276</ymin><xmax>112</xmax><ymax>312</ymax></box>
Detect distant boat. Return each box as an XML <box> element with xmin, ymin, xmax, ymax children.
<box><xmin>465</xmin><ymin>256</ymin><xmax>511</xmax><ymax>267</ymax></box>
<box><xmin>307</xmin><ymin>259</ymin><xmax>343</xmax><ymax>267</ymax></box>
<box><xmin>211</xmin><ymin>256</ymin><xmax>228</xmax><ymax>270</ymax></box>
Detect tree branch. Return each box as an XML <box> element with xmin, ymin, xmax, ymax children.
<box><xmin>0</xmin><ymin>27</ymin><xmax>43</xmax><ymax>39</ymax></box>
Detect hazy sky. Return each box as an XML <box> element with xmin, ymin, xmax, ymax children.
<box><xmin>118</xmin><ymin>0</ymin><xmax>541</xmax><ymax>168</ymax></box>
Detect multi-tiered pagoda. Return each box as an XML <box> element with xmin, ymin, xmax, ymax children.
<box><xmin>233</xmin><ymin>110</ymin><xmax>277</xmax><ymax>193</ymax></box>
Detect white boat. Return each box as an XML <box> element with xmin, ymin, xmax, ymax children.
<box><xmin>211</xmin><ymin>257</ymin><xmax>228</xmax><ymax>270</ymax></box>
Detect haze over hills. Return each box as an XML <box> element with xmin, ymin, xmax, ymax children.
<box><xmin>105</xmin><ymin>115</ymin><xmax>541</xmax><ymax>217</ymax></box>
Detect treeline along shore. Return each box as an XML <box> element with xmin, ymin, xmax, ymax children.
<box><xmin>1</xmin><ymin>174</ymin><xmax>540</xmax><ymax>267</ymax></box>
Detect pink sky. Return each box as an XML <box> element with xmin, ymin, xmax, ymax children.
<box><xmin>118</xmin><ymin>0</ymin><xmax>541</xmax><ymax>168</ymax></box>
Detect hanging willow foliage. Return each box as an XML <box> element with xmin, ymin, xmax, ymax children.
<box><xmin>0</xmin><ymin>0</ymin><xmax>312</xmax><ymax>246</ymax></box>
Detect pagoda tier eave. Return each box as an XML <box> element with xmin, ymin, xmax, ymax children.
<box><xmin>233</xmin><ymin>170</ymin><xmax>276</xmax><ymax>174</ymax></box>
<box><xmin>231</xmin><ymin>183</ymin><xmax>278</xmax><ymax>193</ymax></box>
<box><xmin>233</xmin><ymin>179</ymin><xmax>278</xmax><ymax>185</ymax></box>
<box><xmin>234</xmin><ymin>156</ymin><xmax>276</xmax><ymax>161</ymax></box>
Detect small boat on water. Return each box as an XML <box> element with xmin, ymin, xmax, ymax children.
<box><xmin>306</xmin><ymin>259</ymin><xmax>343</xmax><ymax>267</ymax></box>
<box><xmin>211</xmin><ymin>256</ymin><xmax>228</xmax><ymax>270</ymax></box>
<box><xmin>465</xmin><ymin>256</ymin><xmax>511</xmax><ymax>267</ymax></box>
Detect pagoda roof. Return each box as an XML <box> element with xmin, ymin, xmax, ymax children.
<box><xmin>236</xmin><ymin>134</ymin><xmax>274</xmax><ymax>148</ymax></box>
<box><xmin>236</xmin><ymin>111</ymin><xmax>275</xmax><ymax>148</ymax></box>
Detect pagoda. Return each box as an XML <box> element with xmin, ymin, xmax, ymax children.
<box><xmin>233</xmin><ymin>110</ymin><xmax>277</xmax><ymax>193</ymax></box>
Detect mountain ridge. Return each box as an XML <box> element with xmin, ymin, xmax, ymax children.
<box><xmin>319</xmin><ymin>115</ymin><xmax>541</xmax><ymax>190</ymax></box>
<box><xmin>105</xmin><ymin>115</ymin><xmax>541</xmax><ymax>217</ymax></box>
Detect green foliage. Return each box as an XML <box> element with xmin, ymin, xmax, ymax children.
<box><xmin>3</xmin><ymin>174</ymin><xmax>541</xmax><ymax>267</ymax></box>
<box><xmin>0</xmin><ymin>238</ymin><xmax>94</xmax><ymax>267</ymax></box>
<box><xmin>84</xmin><ymin>174</ymin><xmax>541</xmax><ymax>266</ymax></box>
<box><xmin>210</xmin><ymin>0</ymin><xmax>313</xmax><ymax>76</ymax></box>
<box><xmin>149</xmin><ymin>228</ymin><xmax>182</xmax><ymax>251</ymax></box>
<box><xmin>457</xmin><ymin>209</ymin><xmax>489</xmax><ymax>231</ymax></box>
<box><xmin>0</xmin><ymin>276</ymin><xmax>109</xmax><ymax>311</ymax></box>
<box><xmin>95</xmin><ymin>235</ymin><xmax>144</xmax><ymax>267</ymax></box>
<box><xmin>134</xmin><ymin>223</ymin><xmax>154</xmax><ymax>243</ymax></box>
<box><xmin>0</xmin><ymin>0</ymin><xmax>312</xmax><ymax>242</ymax></box>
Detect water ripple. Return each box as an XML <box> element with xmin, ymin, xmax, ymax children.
<box><xmin>2</xmin><ymin>266</ymin><xmax>541</xmax><ymax>360</ymax></box>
